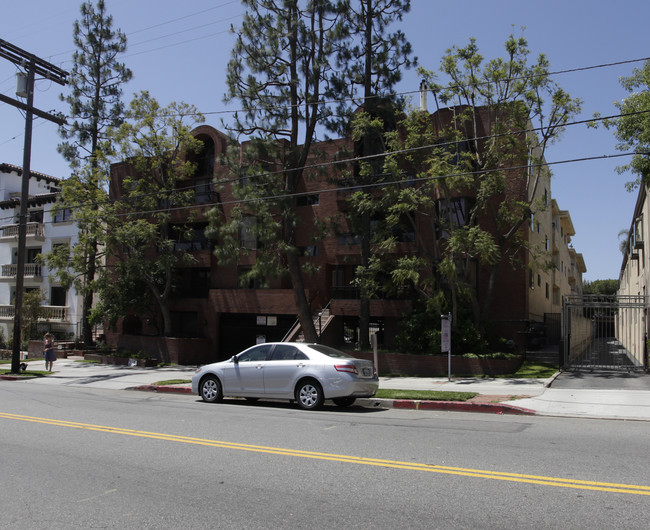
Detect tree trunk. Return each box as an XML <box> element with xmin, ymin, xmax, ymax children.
<box><xmin>359</xmin><ymin>211</ymin><xmax>371</xmax><ymax>349</ymax></box>
<box><xmin>286</xmin><ymin>250</ymin><xmax>318</xmax><ymax>343</ymax></box>
<box><xmin>82</xmin><ymin>239</ymin><xmax>97</xmax><ymax>348</ymax></box>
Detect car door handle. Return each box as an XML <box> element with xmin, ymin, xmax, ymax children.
<box><xmin>296</xmin><ymin>363</ymin><xmax>305</xmax><ymax>368</ymax></box>
<box><xmin>256</xmin><ymin>364</ymin><xmax>264</xmax><ymax>369</ymax></box>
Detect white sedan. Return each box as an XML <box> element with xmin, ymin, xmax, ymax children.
<box><xmin>192</xmin><ymin>342</ymin><xmax>378</xmax><ymax>410</ymax></box>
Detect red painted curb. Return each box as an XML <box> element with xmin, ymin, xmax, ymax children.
<box><xmin>130</xmin><ymin>385</ymin><xmax>193</xmax><ymax>394</ymax></box>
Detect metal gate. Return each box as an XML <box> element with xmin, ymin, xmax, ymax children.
<box><xmin>562</xmin><ymin>294</ymin><xmax>648</xmax><ymax>372</ymax></box>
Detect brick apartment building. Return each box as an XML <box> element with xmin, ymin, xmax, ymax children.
<box><xmin>106</xmin><ymin>109</ymin><xmax>586</xmax><ymax>365</ymax></box>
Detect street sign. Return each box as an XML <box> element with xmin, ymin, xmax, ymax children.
<box><xmin>441</xmin><ymin>317</ymin><xmax>451</xmax><ymax>352</ymax></box>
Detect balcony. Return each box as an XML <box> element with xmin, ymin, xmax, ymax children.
<box><xmin>0</xmin><ymin>263</ymin><xmax>42</xmax><ymax>281</ymax></box>
<box><xmin>0</xmin><ymin>305</ymin><xmax>69</xmax><ymax>321</ymax></box>
<box><xmin>0</xmin><ymin>222</ymin><xmax>45</xmax><ymax>242</ymax></box>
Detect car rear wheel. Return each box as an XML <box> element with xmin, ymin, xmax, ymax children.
<box><xmin>295</xmin><ymin>379</ymin><xmax>324</xmax><ymax>410</ymax></box>
<box><xmin>200</xmin><ymin>375</ymin><xmax>223</xmax><ymax>403</ymax></box>
<box><xmin>332</xmin><ymin>396</ymin><xmax>356</xmax><ymax>408</ymax></box>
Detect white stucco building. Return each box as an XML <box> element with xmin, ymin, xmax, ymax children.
<box><xmin>0</xmin><ymin>163</ymin><xmax>82</xmax><ymax>343</ymax></box>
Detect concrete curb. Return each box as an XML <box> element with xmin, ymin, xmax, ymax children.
<box><xmin>131</xmin><ymin>385</ymin><xmax>536</xmax><ymax>415</ymax></box>
<box><xmin>128</xmin><ymin>385</ymin><xmax>194</xmax><ymax>395</ymax></box>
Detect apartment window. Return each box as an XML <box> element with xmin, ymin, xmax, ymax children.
<box><xmin>172</xmin><ymin>224</ymin><xmax>211</xmax><ymax>251</ymax></box>
<box><xmin>240</xmin><ymin>216</ymin><xmax>258</xmax><ymax>250</ymax></box>
<box><xmin>170</xmin><ymin>311</ymin><xmax>200</xmax><ymax>338</ymax></box>
<box><xmin>296</xmin><ymin>194</ymin><xmax>319</xmax><ymax>206</ymax></box>
<box><xmin>194</xmin><ymin>137</ymin><xmax>215</xmax><ymax>178</ymax></box>
<box><xmin>194</xmin><ymin>178</ymin><xmax>213</xmax><ymax>204</ymax></box>
<box><xmin>53</xmin><ymin>208</ymin><xmax>73</xmax><ymax>223</ymax></box>
<box><xmin>299</xmin><ymin>245</ymin><xmax>318</xmax><ymax>257</ymax></box>
<box><xmin>634</xmin><ymin>216</ymin><xmax>644</xmax><ymax>248</ymax></box>
<box><xmin>237</xmin><ymin>266</ymin><xmax>264</xmax><ymax>289</ymax></box>
<box><xmin>26</xmin><ymin>248</ymin><xmax>41</xmax><ymax>263</ymax></box>
<box><xmin>28</xmin><ymin>210</ymin><xmax>43</xmax><ymax>223</ymax></box>
<box><xmin>529</xmin><ymin>270</ymin><xmax>534</xmax><ymax>288</ymax></box>
<box><xmin>172</xmin><ymin>268</ymin><xmax>210</xmax><ymax>298</ymax></box>
<box><xmin>436</xmin><ymin>197</ymin><xmax>475</xmax><ymax>239</ymax></box>
<box><xmin>538</xmin><ymin>274</ymin><xmax>541</xmax><ymax>287</ymax></box>
<box><xmin>338</xmin><ymin>233</ymin><xmax>361</xmax><ymax>246</ymax></box>
<box><xmin>545</xmin><ymin>283</ymin><xmax>549</xmax><ymax>299</ymax></box>
<box><xmin>50</xmin><ymin>286</ymin><xmax>67</xmax><ymax>306</ymax></box>
<box><xmin>545</xmin><ymin>236</ymin><xmax>550</xmax><ymax>252</ymax></box>
<box><xmin>52</xmin><ymin>242</ymin><xmax>70</xmax><ymax>258</ymax></box>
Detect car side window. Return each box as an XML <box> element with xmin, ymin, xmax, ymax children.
<box><xmin>238</xmin><ymin>344</ymin><xmax>272</xmax><ymax>362</ymax></box>
<box><xmin>270</xmin><ymin>345</ymin><xmax>298</xmax><ymax>361</ymax></box>
<box><xmin>270</xmin><ymin>345</ymin><xmax>309</xmax><ymax>361</ymax></box>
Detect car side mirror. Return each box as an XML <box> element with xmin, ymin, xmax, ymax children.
<box><xmin>232</xmin><ymin>356</ymin><xmax>239</xmax><ymax>365</ymax></box>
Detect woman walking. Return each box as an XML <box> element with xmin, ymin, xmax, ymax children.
<box><xmin>43</xmin><ymin>333</ymin><xmax>56</xmax><ymax>372</ymax></box>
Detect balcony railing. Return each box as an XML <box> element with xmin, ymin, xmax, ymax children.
<box><xmin>0</xmin><ymin>305</ymin><xmax>69</xmax><ymax>321</ymax></box>
<box><xmin>0</xmin><ymin>222</ymin><xmax>45</xmax><ymax>240</ymax></box>
<box><xmin>0</xmin><ymin>263</ymin><xmax>42</xmax><ymax>280</ymax></box>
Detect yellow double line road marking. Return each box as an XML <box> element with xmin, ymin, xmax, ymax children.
<box><xmin>2</xmin><ymin>411</ymin><xmax>649</xmax><ymax>496</ymax></box>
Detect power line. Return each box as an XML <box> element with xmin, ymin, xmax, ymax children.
<box><xmin>128</xmin><ymin>1</ymin><xmax>239</xmax><ymax>36</ymax></box>
<box><xmin>1</xmin><ymin>106</ymin><xmax>647</xmax><ymax>225</ymax></box>
<box><xmin>4</xmin><ymin>143</ymin><xmax>643</xmax><ymax>229</ymax></box>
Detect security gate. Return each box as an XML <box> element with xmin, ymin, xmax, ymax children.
<box><xmin>562</xmin><ymin>295</ymin><xmax>648</xmax><ymax>372</ymax></box>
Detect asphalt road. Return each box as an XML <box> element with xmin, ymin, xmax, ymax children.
<box><xmin>1</xmin><ymin>384</ymin><xmax>649</xmax><ymax>529</ymax></box>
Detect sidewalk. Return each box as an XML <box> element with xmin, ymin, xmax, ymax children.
<box><xmin>3</xmin><ymin>356</ymin><xmax>650</xmax><ymax>420</ymax></box>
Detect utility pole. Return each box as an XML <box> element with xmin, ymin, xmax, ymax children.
<box><xmin>0</xmin><ymin>39</ymin><xmax>67</xmax><ymax>374</ymax></box>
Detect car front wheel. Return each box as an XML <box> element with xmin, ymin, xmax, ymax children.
<box><xmin>295</xmin><ymin>379</ymin><xmax>324</xmax><ymax>410</ymax></box>
<box><xmin>200</xmin><ymin>375</ymin><xmax>223</xmax><ymax>403</ymax></box>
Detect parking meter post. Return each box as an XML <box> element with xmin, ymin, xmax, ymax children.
<box><xmin>441</xmin><ymin>313</ymin><xmax>452</xmax><ymax>381</ymax></box>
<box><xmin>371</xmin><ymin>333</ymin><xmax>378</xmax><ymax>376</ymax></box>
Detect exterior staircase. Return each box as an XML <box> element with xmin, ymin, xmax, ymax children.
<box><xmin>283</xmin><ymin>304</ymin><xmax>332</xmax><ymax>343</ymax></box>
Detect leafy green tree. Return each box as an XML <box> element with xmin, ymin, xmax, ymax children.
<box><xmin>46</xmin><ymin>0</ymin><xmax>132</xmax><ymax>347</ymax></box>
<box><xmin>97</xmin><ymin>92</ymin><xmax>205</xmax><ymax>337</ymax></box>
<box><xmin>583</xmin><ymin>279</ymin><xmax>619</xmax><ymax>295</ymax></box>
<box><xmin>600</xmin><ymin>59</ymin><xmax>650</xmax><ymax>191</ymax></box>
<box><xmin>21</xmin><ymin>290</ymin><xmax>47</xmax><ymax>346</ymax></box>
<box><xmin>377</xmin><ymin>34</ymin><xmax>582</xmax><ymax>332</ymax></box>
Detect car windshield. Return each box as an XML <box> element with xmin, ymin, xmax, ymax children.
<box><xmin>308</xmin><ymin>344</ymin><xmax>355</xmax><ymax>359</ymax></box>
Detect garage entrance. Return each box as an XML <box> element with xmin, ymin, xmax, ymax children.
<box><xmin>562</xmin><ymin>294</ymin><xmax>648</xmax><ymax>372</ymax></box>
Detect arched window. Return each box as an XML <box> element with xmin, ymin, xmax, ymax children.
<box><xmin>195</xmin><ymin>136</ymin><xmax>215</xmax><ymax>177</ymax></box>
<box><xmin>193</xmin><ymin>136</ymin><xmax>215</xmax><ymax>204</ymax></box>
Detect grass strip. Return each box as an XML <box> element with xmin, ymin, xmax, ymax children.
<box><xmin>155</xmin><ymin>379</ymin><xmax>192</xmax><ymax>386</ymax></box>
<box><xmin>0</xmin><ymin>370</ymin><xmax>49</xmax><ymax>377</ymax></box>
<box><xmin>375</xmin><ymin>389</ymin><xmax>478</xmax><ymax>401</ymax></box>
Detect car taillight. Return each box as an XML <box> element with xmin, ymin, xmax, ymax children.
<box><xmin>334</xmin><ymin>364</ymin><xmax>358</xmax><ymax>375</ymax></box>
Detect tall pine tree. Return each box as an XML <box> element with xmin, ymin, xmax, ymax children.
<box><xmin>49</xmin><ymin>0</ymin><xmax>132</xmax><ymax>347</ymax></box>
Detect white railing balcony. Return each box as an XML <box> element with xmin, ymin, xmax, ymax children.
<box><xmin>0</xmin><ymin>305</ymin><xmax>69</xmax><ymax>322</ymax></box>
<box><xmin>0</xmin><ymin>222</ymin><xmax>45</xmax><ymax>241</ymax></box>
<box><xmin>0</xmin><ymin>263</ymin><xmax>43</xmax><ymax>281</ymax></box>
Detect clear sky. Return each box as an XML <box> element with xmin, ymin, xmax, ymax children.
<box><xmin>1</xmin><ymin>0</ymin><xmax>648</xmax><ymax>282</ymax></box>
